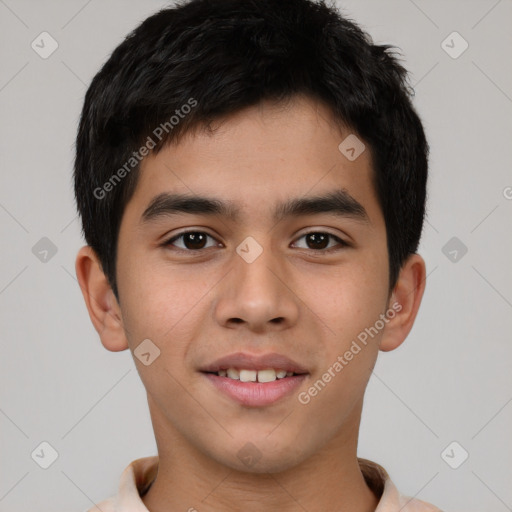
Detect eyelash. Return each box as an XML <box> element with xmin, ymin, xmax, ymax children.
<box><xmin>162</xmin><ymin>230</ymin><xmax>350</xmax><ymax>254</ymax></box>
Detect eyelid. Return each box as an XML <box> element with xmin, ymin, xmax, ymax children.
<box><xmin>163</xmin><ymin>229</ymin><xmax>221</xmax><ymax>251</ymax></box>
<box><xmin>291</xmin><ymin>230</ymin><xmax>350</xmax><ymax>250</ymax></box>
<box><xmin>162</xmin><ymin>228</ymin><xmax>350</xmax><ymax>253</ymax></box>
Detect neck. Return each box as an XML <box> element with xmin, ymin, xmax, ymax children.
<box><xmin>142</xmin><ymin>399</ymin><xmax>379</xmax><ymax>512</ymax></box>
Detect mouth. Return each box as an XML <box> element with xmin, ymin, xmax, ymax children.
<box><xmin>204</xmin><ymin>368</ymin><xmax>301</xmax><ymax>382</ymax></box>
<box><xmin>200</xmin><ymin>352</ymin><xmax>309</xmax><ymax>407</ymax></box>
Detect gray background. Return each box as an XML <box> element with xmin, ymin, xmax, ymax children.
<box><xmin>1</xmin><ymin>1</ymin><xmax>511</xmax><ymax>511</ymax></box>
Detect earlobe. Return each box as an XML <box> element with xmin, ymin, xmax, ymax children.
<box><xmin>379</xmin><ymin>253</ymin><xmax>426</xmax><ymax>353</ymax></box>
<box><xmin>75</xmin><ymin>245</ymin><xmax>129</xmax><ymax>352</ymax></box>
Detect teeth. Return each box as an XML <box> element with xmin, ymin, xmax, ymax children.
<box><xmin>239</xmin><ymin>369</ymin><xmax>257</xmax><ymax>382</ymax></box>
<box><xmin>226</xmin><ymin>368</ymin><xmax>240</xmax><ymax>380</ymax></box>
<box><xmin>218</xmin><ymin>368</ymin><xmax>295</xmax><ymax>382</ymax></box>
<box><xmin>257</xmin><ymin>369</ymin><xmax>276</xmax><ymax>383</ymax></box>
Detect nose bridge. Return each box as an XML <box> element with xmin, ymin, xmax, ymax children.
<box><xmin>214</xmin><ymin>236</ymin><xmax>299</xmax><ymax>331</ymax></box>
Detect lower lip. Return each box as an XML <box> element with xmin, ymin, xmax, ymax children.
<box><xmin>202</xmin><ymin>373</ymin><xmax>308</xmax><ymax>407</ymax></box>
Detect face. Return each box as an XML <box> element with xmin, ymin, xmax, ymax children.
<box><xmin>114</xmin><ymin>96</ymin><xmax>391</xmax><ymax>473</ymax></box>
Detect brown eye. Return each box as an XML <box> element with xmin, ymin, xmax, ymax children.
<box><xmin>163</xmin><ymin>231</ymin><xmax>218</xmax><ymax>251</ymax></box>
<box><xmin>293</xmin><ymin>232</ymin><xmax>348</xmax><ymax>251</ymax></box>
<box><xmin>181</xmin><ymin>232</ymin><xmax>207</xmax><ymax>250</ymax></box>
<box><xmin>305</xmin><ymin>233</ymin><xmax>329</xmax><ymax>249</ymax></box>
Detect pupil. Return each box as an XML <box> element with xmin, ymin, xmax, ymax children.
<box><xmin>308</xmin><ymin>233</ymin><xmax>328</xmax><ymax>249</ymax></box>
<box><xmin>182</xmin><ymin>233</ymin><xmax>329</xmax><ymax>250</ymax></box>
<box><xmin>185</xmin><ymin>232</ymin><xmax>206</xmax><ymax>250</ymax></box>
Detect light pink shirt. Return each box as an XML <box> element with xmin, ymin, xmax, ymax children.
<box><xmin>87</xmin><ymin>456</ymin><xmax>442</xmax><ymax>512</ymax></box>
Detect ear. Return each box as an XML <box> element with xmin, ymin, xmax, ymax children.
<box><xmin>75</xmin><ymin>245</ymin><xmax>128</xmax><ymax>352</ymax></box>
<box><xmin>379</xmin><ymin>253</ymin><xmax>426</xmax><ymax>352</ymax></box>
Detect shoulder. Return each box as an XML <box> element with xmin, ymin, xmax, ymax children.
<box><xmin>84</xmin><ymin>456</ymin><xmax>158</xmax><ymax>512</ymax></box>
<box><xmin>84</xmin><ymin>495</ymin><xmax>116</xmax><ymax>512</ymax></box>
<box><xmin>396</xmin><ymin>494</ymin><xmax>443</xmax><ymax>511</ymax></box>
<box><xmin>358</xmin><ymin>458</ymin><xmax>443</xmax><ymax>512</ymax></box>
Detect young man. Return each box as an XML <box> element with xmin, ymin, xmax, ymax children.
<box><xmin>74</xmin><ymin>0</ymin><xmax>440</xmax><ymax>510</ymax></box>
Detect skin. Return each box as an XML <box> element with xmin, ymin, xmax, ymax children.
<box><xmin>76</xmin><ymin>95</ymin><xmax>426</xmax><ymax>512</ymax></box>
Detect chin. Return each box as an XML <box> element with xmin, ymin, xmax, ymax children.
<box><xmin>212</xmin><ymin>436</ymin><xmax>312</xmax><ymax>475</ymax></box>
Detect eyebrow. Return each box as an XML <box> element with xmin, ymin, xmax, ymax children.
<box><xmin>140</xmin><ymin>189</ymin><xmax>370</xmax><ymax>225</ymax></box>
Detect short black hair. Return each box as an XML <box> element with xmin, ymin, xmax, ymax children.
<box><xmin>74</xmin><ymin>0</ymin><xmax>428</xmax><ymax>300</ymax></box>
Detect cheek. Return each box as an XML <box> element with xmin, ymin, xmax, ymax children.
<box><xmin>118</xmin><ymin>268</ymin><xmax>207</xmax><ymax>410</ymax></box>
<box><xmin>299</xmin><ymin>254</ymin><xmax>388</xmax><ymax>343</ymax></box>
<box><xmin>118</xmin><ymin>262</ymin><xmax>202</xmax><ymax>356</ymax></box>
<box><xmin>297</xmin><ymin>250</ymin><xmax>387</xmax><ymax>422</ymax></box>
<box><xmin>118</xmin><ymin>262</ymin><xmax>234</xmax><ymax>405</ymax></box>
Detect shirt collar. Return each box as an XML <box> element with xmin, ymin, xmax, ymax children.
<box><xmin>111</xmin><ymin>455</ymin><xmax>440</xmax><ymax>512</ymax></box>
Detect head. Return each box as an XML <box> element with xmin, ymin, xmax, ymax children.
<box><xmin>75</xmin><ymin>0</ymin><xmax>428</xmax><ymax>473</ymax></box>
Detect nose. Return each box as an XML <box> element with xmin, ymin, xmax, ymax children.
<box><xmin>213</xmin><ymin>242</ymin><xmax>300</xmax><ymax>333</ymax></box>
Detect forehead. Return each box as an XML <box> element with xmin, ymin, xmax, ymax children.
<box><xmin>123</xmin><ymin>96</ymin><xmax>382</xmax><ymax>226</ymax></box>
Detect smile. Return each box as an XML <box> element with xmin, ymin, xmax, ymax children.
<box><xmin>215</xmin><ymin>368</ymin><xmax>295</xmax><ymax>382</ymax></box>
<box><xmin>200</xmin><ymin>351</ymin><xmax>309</xmax><ymax>407</ymax></box>
<box><xmin>202</xmin><ymin>370</ymin><xmax>308</xmax><ymax>407</ymax></box>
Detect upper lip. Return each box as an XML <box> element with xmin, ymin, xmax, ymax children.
<box><xmin>200</xmin><ymin>352</ymin><xmax>309</xmax><ymax>374</ymax></box>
